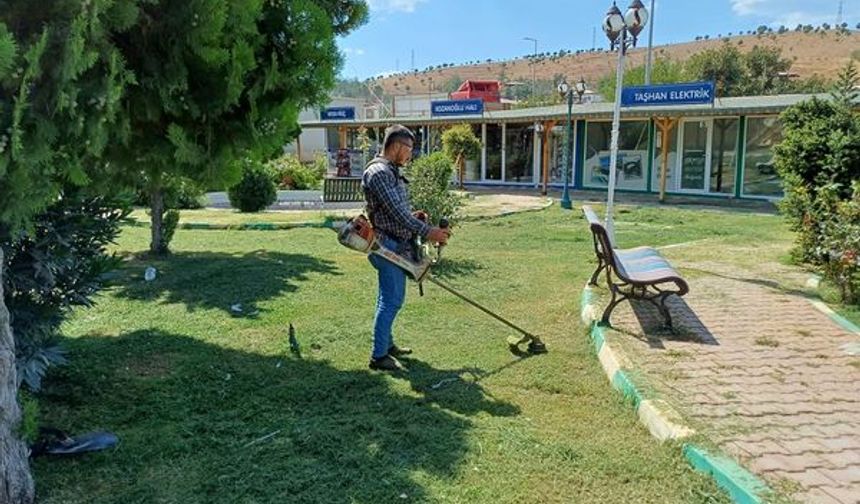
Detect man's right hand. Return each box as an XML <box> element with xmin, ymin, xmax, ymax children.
<box><xmin>427</xmin><ymin>227</ymin><xmax>450</xmax><ymax>245</ymax></box>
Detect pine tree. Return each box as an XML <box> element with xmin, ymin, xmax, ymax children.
<box><xmin>104</xmin><ymin>0</ymin><xmax>367</xmax><ymax>254</ymax></box>
<box><xmin>1</xmin><ymin>3</ymin><xmax>136</xmax><ymax>502</ymax></box>
<box><xmin>832</xmin><ymin>61</ymin><xmax>859</xmax><ymax>107</ymax></box>
<box><xmin>0</xmin><ymin>1</ymin><xmax>368</xmax><ymax>500</ymax></box>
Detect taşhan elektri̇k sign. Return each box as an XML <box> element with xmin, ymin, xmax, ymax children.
<box><xmin>620</xmin><ymin>82</ymin><xmax>716</xmax><ymax>107</ymax></box>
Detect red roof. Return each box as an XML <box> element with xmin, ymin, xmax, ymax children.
<box><xmin>450</xmin><ymin>80</ymin><xmax>501</xmax><ymax>103</ymax></box>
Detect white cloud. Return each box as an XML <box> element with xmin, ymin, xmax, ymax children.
<box><xmin>730</xmin><ymin>0</ymin><xmax>856</xmax><ymax>26</ymax></box>
<box><xmin>367</xmin><ymin>0</ymin><xmax>428</xmax><ymax>13</ymax></box>
<box><xmin>730</xmin><ymin>0</ymin><xmax>766</xmax><ymax>16</ymax></box>
<box><xmin>343</xmin><ymin>47</ymin><xmax>366</xmax><ymax>56</ymax></box>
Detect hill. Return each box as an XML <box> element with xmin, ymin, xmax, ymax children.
<box><xmin>372</xmin><ymin>31</ymin><xmax>860</xmax><ymax>96</ymax></box>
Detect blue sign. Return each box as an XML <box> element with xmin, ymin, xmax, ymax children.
<box><xmin>431</xmin><ymin>99</ymin><xmax>484</xmax><ymax>117</ymax></box>
<box><xmin>621</xmin><ymin>82</ymin><xmax>715</xmax><ymax>107</ymax></box>
<box><xmin>321</xmin><ymin>107</ymin><xmax>356</xmax><ymax>120</ymax></box>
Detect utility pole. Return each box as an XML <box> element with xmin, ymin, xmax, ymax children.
<box><xmin>837</xmin><ymin>0</ymin><xmax>844</xmax><ymax>25</ymax></box>
<box><xmin>645</xmin><ymin>0</ymin><xmax>655</xmax><ymax>85</ymax></box>
<box><xmin>523</xmin><ymin>37</ymin><xmax>538</xmax><ymax>98</ymax></box>
<box><xmin>592</xmin><ymin>27</ymin><xmax>597</xmax><ymax>50</ymax></box>
<box><xmin>411</xmin><ymin>49</ymin><xmax>415</xmax><ymax>71</ymax></box>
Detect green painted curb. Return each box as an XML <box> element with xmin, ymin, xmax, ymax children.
<box><xmin>581</xmin><ymin>284</ymin><xmax>774</xmax><ymax>503</ymax></box>
<box><xmin>611</xmin><ymin>369</ymin><xmax>643</xmax><ymax>408</ymax></box>
<box><xmin>684</xmin><ymin>445</ymin><xmax>770</xmax><ymax>504</ymax></box>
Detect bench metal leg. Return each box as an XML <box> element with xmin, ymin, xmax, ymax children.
<box><xmin>589</xmin><ymin>259</ymin><xmax>606</xmax><ymax>286</ymax></box>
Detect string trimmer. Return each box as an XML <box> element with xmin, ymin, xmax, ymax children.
<box><xmin>337</xmin><ymin>215</ymin><xmax>547</xmax><ymax>355</ymax></box>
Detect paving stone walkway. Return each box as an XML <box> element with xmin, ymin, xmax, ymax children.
<box><xmin>603</xmin><ymin>258</ymin><xmax>860</xmax><ymax>504</ymax></box>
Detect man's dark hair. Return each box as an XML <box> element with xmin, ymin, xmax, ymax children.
<box><xmin>382</xmin><ymin>124</ymin><xmax>416</xmax><ymax>151</ymax></box>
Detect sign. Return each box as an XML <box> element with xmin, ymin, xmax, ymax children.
<box><xmin>620</xmin><ymin>82</ymin><xmax>715</xmax><ymax>107</ymax></box>
<box><xmin>431</xmin><ymin>99</ymin><xmax>484</xmax><ymax>117</ymax></box>
<box><xmin>321</xmin><ymin>107</ymin><xmax>356</xmax><ymax>120</ymax></box>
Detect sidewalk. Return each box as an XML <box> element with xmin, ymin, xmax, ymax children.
<box><xmin>597</xmin><ymin>252</ymin><xmax>860</xmax><ymax>503</ymax></box>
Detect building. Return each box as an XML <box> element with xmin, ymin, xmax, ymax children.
<box><xmin>300</xmin><ymin>93</ymin><xmax>846</xmax><ymax>201</ymax></box>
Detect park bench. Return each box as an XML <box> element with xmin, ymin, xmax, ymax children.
<box><xmin>582</xmin><ymin>205</ymin><xmax>689</xmax><ymax>328</ymax></box>
<box><xmin>323</xmin><ymin>177</ymin><xmax>364</xmax><ymax>203</ymax></box>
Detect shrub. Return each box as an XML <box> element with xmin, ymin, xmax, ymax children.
<box><xmin>442</xmin><ymin>124</ymin><xmax>482</xmax><ymax>187</ymax></box>
<box><xmin>2</xmin><ymin>189</ymin><xmax>130</xmax><ymax>391</ymax></box>
<box><xmin>162</xmin><ymin>210</ymin><xmax>180</xmax><ymax>252</ymax></box>
<box><xmin>266</xmin><ymin>154</ymin><xmax>325</xmax><ymax>190</ymax></box>
<box><xmin>817</xmin><ymin>183</ymin><xmax>860</xmax><ymax>303</ymax></box>
<box><xmin>405</xmin><ymin>152</ymin><xmax>463</xmax><ymax>225</ymax></box>
<box><xmin>774</xmin><ymin>70</ymin><xmax>860</xmax><ymax>303</ymax></box>
<box><xmin>228</xmin><ymin>159</ymin><xmax>278</xmax><ymax>212</ymax></box>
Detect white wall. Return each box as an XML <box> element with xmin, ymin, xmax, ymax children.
<box><xmin>284</xmin><ymin>97</ymin><xmax>379</xmax><ymax>162</ymax></box>
<box><xmin>393</xmin><ymin>93</ymin><xmax>449</xmax><ymax>118</ymax></box>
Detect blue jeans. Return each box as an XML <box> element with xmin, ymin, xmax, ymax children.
<box><xmin>368</xmin><ymin>237</ymin><xmax>407</xmax><ymax>359</ymax></box>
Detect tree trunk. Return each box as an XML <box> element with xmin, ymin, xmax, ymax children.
<box><xmin>0</xmin><ymin>248</ymin><xmax>35</xmax><ymax>504</ymax></box>
<box><xmin>457</xmin><ymin>154</ymin><xmax>464</xmax><ymax>190</ymax></box>
<box><xmin>149</xmin><ymin>186</ymin><xmax>165</xmax><ymax>255</ymax></box>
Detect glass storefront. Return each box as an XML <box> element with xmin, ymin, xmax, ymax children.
<box><xmin>743</xmin><ymin>116</ymin><xmax>783</xmax><ymax>198</ymax></box>
<box><xmin>504</xmin><ymin>123</ymin><xmax>535</xmax><ymax>182</ymax></box>
<box><xmin>485</xmin><ymin>124</ymin><xmax>502</xmax><ymax>180</ymax></box>
<box><xmin>710</xmin><ymin>118</ymin><xmax>739</xmax><ymax>194</ymax></box>
<box><xmin>651</xmin><ymin>123</ymin><xmax>677</xmax><ymax>192</ymax></box>
<box><xmin>549</xmin><ymin>125</ymin><xmax>568</xmax><ymax>184</ymax></box>
<box><xmin>584</xmin><ymin>120</ymin><xmax>649</xmax><ymax>190</ymax></box>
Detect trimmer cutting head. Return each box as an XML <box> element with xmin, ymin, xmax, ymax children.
<box><xmin>506</xmin><ymin>335</ymin><xmax>548</xmax><ymax>355</ymax></box>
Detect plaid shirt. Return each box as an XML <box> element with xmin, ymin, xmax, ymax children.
<box><xmin>362</xmin><ymin>157</ymin><xmax>430</xmax><ymax>242</ymax></box>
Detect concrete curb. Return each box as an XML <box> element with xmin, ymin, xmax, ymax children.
<box><xmin>808</xmin><ymin>299</ymin><xmax>860</xmax><ymax>336</ymax></box>
<box><xmin>580</xmin><ymin>283</ymin><xmax>772</xmax><ymax>504</ymax></box>
<box><xmin>129</xmin><ymin>199</ymin><xmax>555</xmax><ymax>231</ymax></box>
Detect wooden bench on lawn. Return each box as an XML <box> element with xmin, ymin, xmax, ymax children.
<box><xmin>582</xmin><ymin>205</ymin><xmax>689</xmax><ymax>328</ymax></box>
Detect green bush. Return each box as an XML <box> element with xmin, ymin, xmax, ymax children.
<box><xmin>442</xmin><ymin>124</ymin><xmax>482</xmax><ymax>186</ymax></box>
<box><xmin>267</xmin><ymin>154</ymin><xmax>326</xmax><ymax>190</ymax></box>
<box><xmin>817</xmin><ymin>183</ymin><xmax>860</xmax><ymax>304</ymax></box>
<box><xmin>405</xmin><ymin>152</ymin><xmax>464</xmax><ymax>225</ymax></box>
<box><xmin>162</xmin><ymin>210</ymin><xmax>180</xmax><ymax>252</ymax></box>
<box><xmin>774</xmin><ymin>70</ymin><xmax>860</xmax><ymax>303</ymax></box>
<box><xmin>3</xmin><ymin>189</ymin><xmax>130</xmax><ymax>391</ymax></box>
<box><xmin>228</xmin><ymin>159</ymin><xmax>278</xmax><ymax>212</ymax></box>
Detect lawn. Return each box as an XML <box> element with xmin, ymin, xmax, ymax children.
<box><xmin>31</xmin><ymin>203</ymin><xmax>814</xmax><ymax>503</ymax></box>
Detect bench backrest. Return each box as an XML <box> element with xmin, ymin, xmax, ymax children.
<box><xmin>582</xmin><ymin>205</ymin><xmax>618</xmax><ymax>269</ymax></box>
<box><xmin>323</xmin><ymin>177</ymin><xmax>364</xmax><ymax>202</ymax></box>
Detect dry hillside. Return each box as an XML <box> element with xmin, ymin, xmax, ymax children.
<box><xmin>375</xmin><ymin>31</ymin><xmax>860</xmax><ymax>96</ymax></box>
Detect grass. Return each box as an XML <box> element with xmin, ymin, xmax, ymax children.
<box><xmin>28</xmin><ymin>204</ymin><xmax>749</xmax><ymax>503</ymax></box>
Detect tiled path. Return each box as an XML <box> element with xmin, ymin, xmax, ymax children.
<box><xmin>604</xmin><ymin>258</ymin><xmax>860</xmax><ymax>504</ymax></box>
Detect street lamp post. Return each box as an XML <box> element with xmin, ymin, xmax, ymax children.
<box><xmin>602</xmin><ymin>0</ymin><xmax>649</xmax><ymax>241</ymax></box>
<box><xmin>558</xmin><ymin>77</ymin><xmax>587</xmax><ymax>210</ymax></box>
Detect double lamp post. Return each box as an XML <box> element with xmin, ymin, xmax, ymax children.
<box><xmin>556</xmin><ymin>0</ymin><xmax>649</xmax><ymax>217</ymax></box>
<box><xmin>557</xmin><ymin>77</ymin><xmax>587</xmax><ymax>210</ymax></box>
<box><xmin>600</xmin><ymin>0</ymin><xmax>649</xmax><ymax>240</ymax></box>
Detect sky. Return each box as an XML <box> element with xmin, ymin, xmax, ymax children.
<box><xmin>337</xmin><ymin>0</ymin><xmax>859</xmax><ymax>79</ymax></box>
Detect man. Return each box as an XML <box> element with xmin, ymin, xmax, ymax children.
<box><xmin>362</xmin><ymin>125</ymin><xmax>450</xmax><ymax>371</ymax></box>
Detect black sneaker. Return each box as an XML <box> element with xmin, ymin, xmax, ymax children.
<box><xmin>388</xmin><ymin>344</ymin><xmax>413</xmax><ymax>357</ymax></box>
<box><xmin>369</xmin><ymin>354</ymin><xmax>404</xmax><ymax>372</ymax></box>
